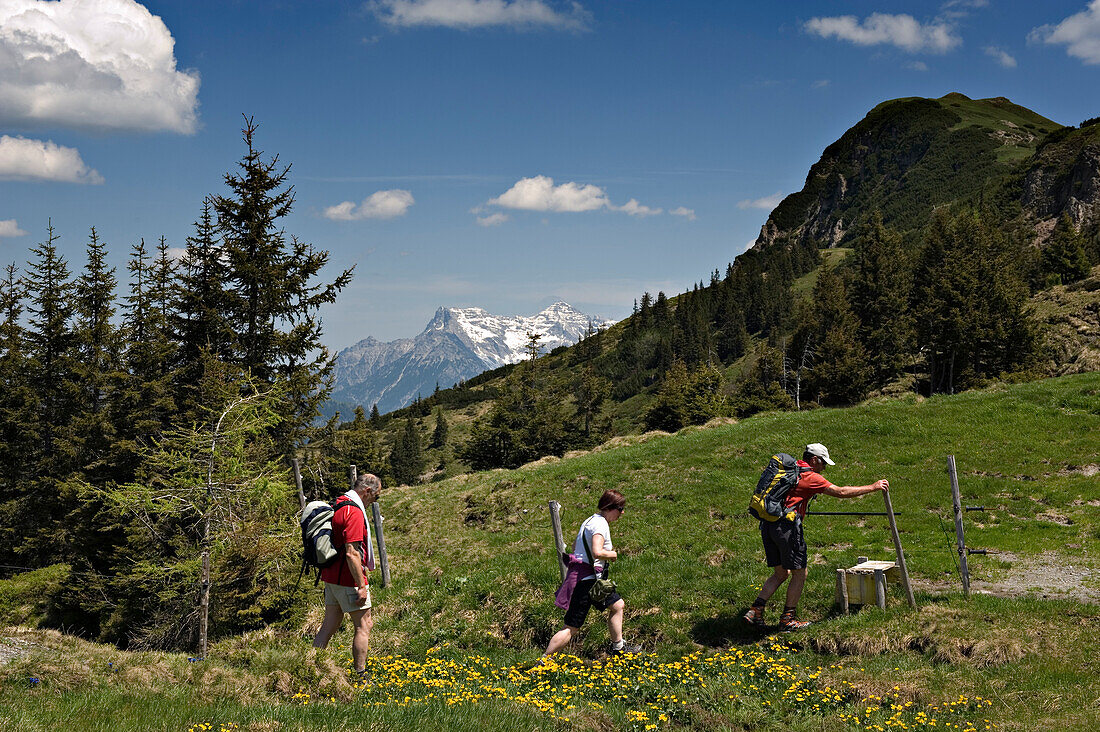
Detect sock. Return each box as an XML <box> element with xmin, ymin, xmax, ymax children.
<box><xmin>783</xmin><ymin>606</ymin><xmax>796</xmax><ymax>615</ymax></box>
<box><xmin>752</xmin><ymin>597</ymin><xmax>767</xmax><ymax>608</ymax></box>
<box><xmin>611</xmin><ymin>639</ymin><xmax>625</xmax><ymax>651</ymax></box>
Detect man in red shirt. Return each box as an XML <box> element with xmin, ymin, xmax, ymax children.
<box><xmin>312</xmin><ymin>473</ymin><xmax>381</xmax><ymax>673</ymax></box>
<box><xmin>743</xmin><ymin>443</ymin><xmax>889</xmax><ymax>631</ymax></box>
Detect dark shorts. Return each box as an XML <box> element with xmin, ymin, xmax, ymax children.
<box><xmin>760</xmin><ymin>516</ymin><xmax>807</xmax><ymax>570</ymax></box>
<box><xmin>563</xmin><ymin>577</ymin><xmax>622</xmax><ymax>628</ymax></box>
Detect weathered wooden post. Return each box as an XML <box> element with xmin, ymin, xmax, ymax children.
<box><xmin>349</xmin><ymin>464</ymin><xmax>357</xmax><ymax>490</ymax></box>
<box><xmin>549</xmin><ymin>500</ymin><xmax>567</xmax><ymax>583</ymax></box>
<box><xmin>372</xmin><ymin>502</ymin><xmax>390</xmax><ymax>588</ymax></box>
<box><xmin>836</xmin><ymin>568</ymin><xmax>849</xmax><ymax>615</ymax></box>
<box><xmin>947</xmin><ymin>455</ymin><xmax>970</xmax><ymax>596</ymax></box>
<box><xmin>883</xmin><ymin>488</ymin><xmax>916</xmax><ymax>607</ymax></box>
<box><xmin>292</xmin><ymin>458</ymin><xmax>306</xmax><ymax>512</ymax></box>
<box><xmin>873</xmin><ymin>568</ymin><xmax>887</xmax><ymax>610</ymax></box>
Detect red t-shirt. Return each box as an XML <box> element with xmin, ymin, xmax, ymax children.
<box><xmin>783</xmin><ymin>460</ymin><xmax>834</xmax><ymax>518</ymax></box>
<box><xmin>319</xmin><ymin>500</ymin><xmax>368</xmax><ymax>587</ymax></box>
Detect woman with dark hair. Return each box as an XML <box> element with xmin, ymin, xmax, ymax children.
<box><xmin>544</xmin><ymin>489</ymin><xmax>641</xmax><ymax>657</ymax></box>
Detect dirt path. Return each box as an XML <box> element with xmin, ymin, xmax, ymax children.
<box><xmin>915</xmin><ymin>551</ymin><xmax>1100</xmax><ymax>603</ymax></box>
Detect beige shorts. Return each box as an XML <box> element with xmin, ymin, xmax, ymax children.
<box><xmin>324</xmin><ymin>582</ymin><xmax>371</xmax><ymax>612</ymax></box>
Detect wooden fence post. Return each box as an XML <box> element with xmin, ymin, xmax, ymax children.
<box><xmin>947</xmin><ymin>455</ymin><xmax>970</xmax><ymax>597</ymax></box>
<box><xmin>873</xmin><ymin>568</ymin><xmax>887</xmax><ymax>610</ymax></box>
<box><xmin>349</xmin><ymin>464</ymin><xmax>357</xmax><ymax>490</ymax></box>
<box><xmin>836</xmin><ymin>568</ymin><xmax>849</xmax><ymax>615</ymax></box>
<box><xmin>372</xmin><ymin>502</ymin><xmax>390</xmax><ymax>588</ymax></box>
<box><xmin>292</xmin><ymin>458</ymin><xmax>306</xmax><ymax>512</ymax></box>
<box><xmin>549</xmin><ymin>501</ymin><xmax>567</xmax><ymax>583</ymax></box>
<box><xmin>883</xmin><ymin>488</ymin><xmax>916</xmax><ymax>608</ymax></box>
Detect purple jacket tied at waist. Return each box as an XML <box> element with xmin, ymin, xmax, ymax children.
<box><xmin>555</xmin><ymin>554</ymin><xmax>596</xmax><ymax>610</ymax></box>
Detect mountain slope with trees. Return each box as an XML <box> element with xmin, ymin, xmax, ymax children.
<box><xmin>370</xmin><ymin>94</ymin><xmax>1100</xmax><ymax>478</ymax></box>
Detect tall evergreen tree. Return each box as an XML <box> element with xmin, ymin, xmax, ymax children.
<box><xmin>1042</xmin><ymin>214</ymin><xmax>1091</xmax><ymax>286</ymax></box>
<box><xmin>25</xmin><ymin>222</ymin><xmax>78</xmax><ymax>479</ymax></box>
<box><xmin>22</xmin><ymin>223</ymin><xmax>79</xmax><ymax>558</ymax></box>
<box><xmin>0</xmin><ymin>264</ymin><xmax>38</xmax><ymax>562</ymax></box>
<box><xmin>71</xmin><ymin>228</ymin><xmax>123</xmax><ymax>483</ymax></box>
<box><xmin>431</xmin><ymin>407</ymin><xmax>449</xmax><ymax>448</ymax></box>
<box><xmin>174</xmin><ymin>200</ymin><xmax>235</xmax><ymax>417</ymax></box>
<box><xmin>851</xmin><ymin>212</ymin><xmax>913</xmax><ymax>385</ymax></box>
<box><xmin>115</xmin><ymin>239</ymin><xmax>177</xmax><ymax>478</ymax></box>
<box><xmin>389</xmin><ymin>418</ymin><xmax>425</xmax><ymax>485</ymax></box>
<box><xmin>914</xmin><ymin>210</ymin><xmax>1036</xmax><ymax>393</ymax></box>
<box><xmin>211</xmin><ymin>118</ymin><xmax>353</xmax><ymax>454</ymax></box>
<box><xmin>573</xmin><ymin>364</ymin><xmax>610</xmax><ymax>440</ymax></box>
<box><xmin>805</xmin><ymin>264</ymin><xmax>870</xmax><ymax>406</ymax></box>
<box><xmin>338</xmin><ymin>406</ymin><xmax>387</xmax><ymax>481</ymax></box>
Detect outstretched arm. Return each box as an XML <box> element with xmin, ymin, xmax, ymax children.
<box><xmin>822</xmin><ymin>479</ymin><xmax>889</xmax><ymax>498</ymax></box>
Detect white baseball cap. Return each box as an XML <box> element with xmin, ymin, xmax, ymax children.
<box><xmin>805</xmin><ymin>443</ymin><xmax>836</xmax><ymax>465</ymax></box>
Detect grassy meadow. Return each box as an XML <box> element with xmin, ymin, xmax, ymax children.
<box><xmin>2</xmin><ymin>372</ymin><xmax>1098</xmax><ymax>731</ymax></box>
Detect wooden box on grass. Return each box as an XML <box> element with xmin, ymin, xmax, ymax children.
<box><xmin>837</xmin><ymin>560</ymin><xmax>899</xmax><ymax>607</ymax></box>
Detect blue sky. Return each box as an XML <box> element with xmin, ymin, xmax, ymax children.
<box><xmin>2</xmin><ymin>0</ymin><xmax>1099</xmax><ymax>348</ymax></box>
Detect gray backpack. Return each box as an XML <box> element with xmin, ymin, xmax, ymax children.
<box><xmin>299</xmin><ymin>496</ymin><xmax>360</xmax><ymax>582</ymax></box>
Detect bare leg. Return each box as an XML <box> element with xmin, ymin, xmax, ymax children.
<box><xmin>784</xmin><ymin>568</ymin><xmax>807</xmax><ymax>608</ymax></box>
<box><xmin>312</xmin><ymin>603</ymin><xmax>344</xmax><ymax>649</ymax></box>
<box><xmin>606</xmin><ymin>599</ymin><xmax>624</xmax><ymax>643</ymax></box>
<box><xmin>348</xmin><ymin>608</ymin><xmax>373</xmax><ymax>672</ymax></box>
<box><xmin>543</xmin><ymin>626</ymin><xmax>577</xmax><ymax>657</ymax></box>
<box><xmin>757</xmin><ymin>566</ymin><xmax>790</xmax><ymax>603</ymax></box>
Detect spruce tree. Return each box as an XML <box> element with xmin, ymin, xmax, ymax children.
<box><xmin>21</xmin><ymin>223</ymin><xmax>79</xmax><ymax>559</ymax></box>
<box><xmin>431</xmin><ymin>407</ymin><xmax>449</xmax><ymax>448</ymax></box>
<box><xmin>174</xmin><ymin>199</ymin><xmax>234</xmax><ymax>416</ymax></box>
<box><xmin>1042</xmin><ymin>215</ymin><xmax>1091</xmax><ymax>286</ymax></box>
<box><xmin>573</xmin><ymin>364</ymin><xmax>610</xmax><ymax>439</ymax></box>
<box><xmin>389</xmin><ymin>418</ymin><xmax>424</xmax><ymax>485</ymax></box>
<box><xmin>339</xmin><ymin>406</ymin><xmax>387</xmax><ymax>480</ymax></box>
<box><xmin>0</xmin><ymin>264</ymin><xmax>38</xmax><ymax>562</ymax></box>
<box><xmin>71</xmin><ymin>228</ymin><xmax>123</xmax><ymax>483</ymax></box>
<box><xmin>211</xmin><ymin>118</ymin><xmax>353</xmax><ymax>454</ymax></box>
<box><xmin>805</xmin><ymin>264</ymin><xmax>870</xmax><ymax>406</ymax></box>
<box><xmin>851</xmin><ymin>212</ymin><xmax>913</xmax><ymax>385</ymax></box>
<box><xmin>24</xmin><ymin>222</ymin><xmax>78</xmax><ymax>479</ymax></box>
<box><xmin>115</xmin><ymin>240</ymin><xmax>177</xmax><ymax>478</ymax></box>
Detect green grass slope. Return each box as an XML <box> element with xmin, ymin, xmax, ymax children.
<box><xmin>3</xmin><ymin>373</ymin><xmax>1098</xmax><ymax>731</ymax></box>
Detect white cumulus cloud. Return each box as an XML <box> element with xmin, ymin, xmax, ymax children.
<box><xmin>984</xmin><ymin>46</ymin><xmax>1017</xmax><ymax>68</ymax></box>
<box><xmin>0</xmin><ymin>219</ymin><xmax>28</xmax><ymax>237</ymax></box>
<box><xmin>1030</xmin><ymin>1</ymin><xmax>1100</xmax><ymax>65</ymax></box>
<box><xmin>804</xmin><ymin>13</ymin><xmax>961</xmax><ymax>54</ymax></box>
<box><xmin>371</xmin><ymin>0</ymin><xmax>589</xmax><ymax>31</ymax></box>
<box><xmin>489</xmin><ymin>175</ymin><xmax>610</xmax><ymax>212</ymax></box>
<box><xmin>0</xmin><ymin>0</ymin><xmax>200</xmax><ymax>134</ymax></box>
<box><xmin>737</xmin><ymin>192</ymin><xmax>784</xmax><ymax>211</ymax></box>
<box><xmin>476</xmin><ymin>212</ymin><xmax>509</xmax><ymax>226</ymax></box>
<box><xmin>323</xmin><ymin>190</ymin><xmax>415</xmax><ymax>221</ymax></box>
<box><xmin>617</xmin><ymin>199</ymin><xmax>662</xmax><ymax>217</ymax></box>
<box><xmin>669</xmin><ymin>206</ymin><xmax>696</xmax><ymax>221</ymax></box>
<box><xmin>0</xmin><ymin>135</ymin><xmax>103</xmax><ymax>183</ymax></box>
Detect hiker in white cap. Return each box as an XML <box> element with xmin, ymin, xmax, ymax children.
<box><xmin>743</xmin><ymin>443</ymin><xmax>889</xmax><ymax>630</ymax></box>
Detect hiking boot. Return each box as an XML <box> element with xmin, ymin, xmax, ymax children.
<box><xmin>743</xmin><ymin>605</ymin><xmax>766</xmax><ymax>628</ymax></box>
<box><xmin>608</xmin><ymin>642</ymin><xmax>642</xmax><ymax>656</ymax></box>
<box><xmin>778</xmin><ymin>610</ymin><xmax>811</xmax><ymax>632</ymax></box>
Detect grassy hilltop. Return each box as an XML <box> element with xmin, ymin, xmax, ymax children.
<box><xmin>2</xmin><ymin>372</ymin><xmax>1099</xmax><ymax>731</ymax></box>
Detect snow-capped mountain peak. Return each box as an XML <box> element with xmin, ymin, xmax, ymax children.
<box><xmin>330</xmin><ymin>302</ymin><xmax>615</xmax><ymax>414</ymax></box>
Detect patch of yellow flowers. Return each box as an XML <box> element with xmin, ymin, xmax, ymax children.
<box><xmin>278</xmin><ymin>643</ymin><xmax>995</xmax><ymax>731</ymax></box>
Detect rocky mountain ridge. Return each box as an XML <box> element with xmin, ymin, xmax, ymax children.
<box><xmin>751</xmin><ymin>93</ymin><xmax>1092</xmax><ymax>252</ymax></box>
